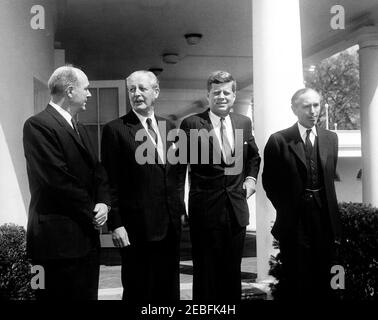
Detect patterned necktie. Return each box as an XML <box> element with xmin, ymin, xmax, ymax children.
<box><xmin>71</xmin><ymin>118</ymin><xmax>84</xmax><ymax>145</ymax></box>
<box><xmin>146</xmin><ymin>118</ymin><xmax>162</xmax><ymax>164</ymax></box>
<box><xmin>305</xmin><ymin>129</ymin><xmax>313</xmax><ymax>155</ymax></box>
<box><xmin>220</xmin><ymin>117</ymin><xmax>233</xmax><ymax>165</ymax></box>
<box><xmin>71</xmin><ymin>118</ymin><xmax>80</xmax><ymax>137</ymax></box>
<box><xmin>146</xmin><ymin>118</ymin><xmax>157</xmax><ymax>144</ymax></box>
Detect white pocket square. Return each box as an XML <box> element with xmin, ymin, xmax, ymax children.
<box><xmin>244</xmin><ymin>141</ymin><xmax>248</xmax><ymax>145</ymax></box>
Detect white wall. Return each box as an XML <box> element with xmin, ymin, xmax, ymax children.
<box><xmin>0</xmin><ymin>0</ymin><xmax>56</xmax><ymax>226</ymax></box>
<box><xmin>335</xmin><ymin>157</ymin><xmax>362</xmax><ymax>203</ymax></box>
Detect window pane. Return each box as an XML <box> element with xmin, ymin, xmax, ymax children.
<box><xmin>99</xmin><ymin>88</ymin><xmax>119</xmax><ymax>123</ymax></box>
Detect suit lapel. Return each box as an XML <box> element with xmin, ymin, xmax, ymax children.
<box><xmin>77</xmin><ymin>124</ymin><xmax>97</xmax><ymax>163</ymax></box>
<box><xmin>199</xmin><ymin>110</ymin><xmax>214</xmax><ymax>132</ymax></box>
<box><xmin>125</xmin><ymin>111</ymin><xmax>165</xmax><ymax>169</ymax></box>
<box><xmin>229</xmin><ymin>112</ymin><xmax>238</xmax><ymax>146</ymax></box>
<box><xmin>287</xmin><ymin>124</ymin><xmax>307</xmax><ymax>169</ymax></box>
<box><xmin>199</xmin><ymin>110</ymin><xmax>223</xmax><ymax>161</ymax></box>
<box><xmin>46</xmin><ymin>105</ymin><xmax>93</xmax><ymax>158</ymax></box>
<box><xmin>125</xmin><ymin>110</ymin><xmax>145</xmax><ymax>145</ymax></box>
<box><xmin>316</xmin><ymin>126</ymin><xmax>329</xmax><ymax>170</ymax></box>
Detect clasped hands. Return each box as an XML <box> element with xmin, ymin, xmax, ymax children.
<box><xmin>92</xmin><ymin>203</ymin><xmax>109</xmax><ymax>230</ymax></box>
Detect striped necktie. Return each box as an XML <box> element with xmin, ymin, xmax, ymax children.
<box><xmin>146</xmin><ymin>118</ymin><xmax>157</xmax><ymax>144</ymax></box>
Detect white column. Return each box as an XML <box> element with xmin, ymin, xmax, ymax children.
<box><xmin>233</xmin><ymin>90</ymin><xmax>253</xmax><ymax>120</ymax></box>
<box><xmin>252</xmin><ymin>0</ymin><xmax>304</xmax><ymax>281</ymax></box>
<box><xmin>358</xmin><ymin>28</ymin><xmax>378</xmax><ymax>207</ymax></box>
<box><xmin>233</xmin><ymin>89</ymin><xmax>256</xmax><ymax>231</ymax></box>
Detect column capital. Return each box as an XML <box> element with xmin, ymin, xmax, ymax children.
<box><xmin>356</xmin><ymin>26</ymin><xmax>378</xmax><ymax>49</ymax></box>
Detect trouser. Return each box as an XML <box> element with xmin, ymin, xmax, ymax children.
<box><xmin>190</xmin><ymin>200</ymin><xmax>246</xmax><ymax>301</ymax></box>
<box><xmin>33</xmin><ymin>246</ymin><xmax>100</xmax><ymax>301</ymax></box>
<box><xmin>279</xmin><ymin>191</ymin><xmax>336</xmax><ymax>300</ymax></box>
<box><xmin>120</xmin><ymin>225</ymin><xmax>180</xmax><ymax>302</ymax></box>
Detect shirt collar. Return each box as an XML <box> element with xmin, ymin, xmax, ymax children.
<box><xmin>209</xmin><ymin>110</ymin><xmax>231</xmax><ymax>126</ymax></box>
<box><xmin>49</xmin><ymin>101</ymin><xmax>73</xmax><ymax>127</ymax></box>
<box><xmin>297</xmin><ymin>122</ymin><xmax>317</xmax><ymax>140</ymax></box>
<box><xmin>132</xmin><ymin>109</ymin><xmax>156</xmax><ymax>126</ymax></box>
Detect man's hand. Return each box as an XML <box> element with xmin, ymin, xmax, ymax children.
<box><xmin>93</xmin><ymin>203</ymin><xmax>109</xmax><ymax>230</ymax></box>
<box><xmin>243</xmin><ymin>178</ymin><xmax>256</xmax><ymax>199</ymax></box>
<box><xmin>181</xmin><ymin>213</ymin><xmax>189</xmax><ymax>228</ymax></box>
<box><xmin>112</xmin><ymin>226</ymin><xmax>130</xmax><ymax>248</ymax></box>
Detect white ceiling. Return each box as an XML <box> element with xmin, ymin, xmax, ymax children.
<box><xmin>56</xmin><ymin>0</ymin><xmax>378</xmax><ymax>89</ymax></box>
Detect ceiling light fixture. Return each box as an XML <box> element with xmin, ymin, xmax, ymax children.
<box><xmin>162</xmin><ymin>53</ymin><xmax>179</xmax><ymax>64</ymax></box>
<box><xmin>184</xmin><ymin>33</ymin><xmax>203</xmax><ymax>45</ymax></box>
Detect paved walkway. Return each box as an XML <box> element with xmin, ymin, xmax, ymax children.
<box><xmin>98</xmin><ymin>257</ymin><xmax>263</xmax><ymax>300</ymax></box>
<box><xmin>98</xmin><ymin>231</ymin><xmax>270</xmax><ymax>300</ymax></box>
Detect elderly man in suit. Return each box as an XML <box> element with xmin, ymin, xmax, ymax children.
<box><xmin>23</xmin><ymin>66</ymin><xmax>111</xmax><ymax>300</ymax></box>
<box><xmin>179</xmin><ymin>70</ymin><xmax>261</xmax><ymax>301</ymax></box>
<box><xmin>262</xmin><ymin>88</ymin><xmax>341</xmax><ymax>299</ymax></box>
<box><xmin>101</xmin><ymin>70</ymin><xmax>186</xmax><ymax>301</ymax></box>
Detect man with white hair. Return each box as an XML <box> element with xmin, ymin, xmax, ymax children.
<box><xmin>23</xmin><ymin>66</ymin><xmax>111</xmax><ymax>300</ymax></box>
<box><xmin>101</xmin><ymin>70</ymin><xmax>186</xmax><ymax>301</ymax></box>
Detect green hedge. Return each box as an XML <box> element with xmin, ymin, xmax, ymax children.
<box><xmin>0</xmin><ymin>224</ymin><xmax>35</xmax><ymax>300</ymax></box>
<box><xmin>269</xmin><ymin>202</ymin><xmax>378</xmax><ymax>300</ymax></box>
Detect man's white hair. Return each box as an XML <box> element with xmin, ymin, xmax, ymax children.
<box><xmin>48</xmin><ymin>66</ymin><xmax>81</xmax><ymax>96</ymax></box>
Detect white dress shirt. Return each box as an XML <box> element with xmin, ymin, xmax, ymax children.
<box><xmin>209</xmin><ymin>110</ymin><xmax>255</xmax><ymax>183</ymax></box>
<box><xmin>208</xmin><ymin>110</ymin><xmax>235</xmax><ymax>152</ymax></box>
<box><xmin>133</xmin><ymin>110</ymin><xmax>165</xmax><ymax>164</ymax></box>
<box><xmin>297</xmin><ymin>122</ymin><xmax>317</xmax><ymax>146</ymax></box>
<box><xmin>49</xmin><ymin>101</ymin><xmax>74</xmax><ymax>129</ymax></box>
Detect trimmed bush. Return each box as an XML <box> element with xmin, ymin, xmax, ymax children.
<box><xmin>0</xmin><ymin>224</ymin><xmax>35</xmax><ymax>300</ymax></box>
<box><xmin>269</xmin><ymin>202</ymin><xmax>378</xmax><ymax>300</ymax></box>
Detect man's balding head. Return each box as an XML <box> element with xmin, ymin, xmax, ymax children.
<box><xmin>48</xmin><ymin>66</ymin><xmax>84</xmax><ymax>97</ymax></box>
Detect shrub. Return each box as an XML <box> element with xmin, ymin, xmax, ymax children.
<box><xmin>269</xmin><ymin>202</ymin><xmax>378</xmax><ymax>300</ymax></box>
<box><xmin>0</xmin><ymin>224</ymin><xmax>35</xmax><ymax>300</ymax></box>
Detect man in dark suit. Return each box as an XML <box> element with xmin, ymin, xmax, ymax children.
<box><xmin>101</xmin><ymin>70</ymin><xmax>186</xmax><ymax>301</ymax></box>
<box><xmin>262</xmin><ymin>88</ymin><xmax>342</xmax><ymax>299</ymax></box>
<box><xmin>179</xmin><ymin>71</ymin><xmax>261</xmax><ymax>301</ymax></box>
<box><xmin>23</xmin><ymin>66</ymin><xmax>111</xmax><ymax>300</ymax></box>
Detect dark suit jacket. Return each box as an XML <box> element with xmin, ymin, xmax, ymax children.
<box><xmin>180</xmin><ymin>110</ymin><xmax>261</xmax><ymax>229</ymax></box>
<box><xmin>101</xmin><ymin>110</ymin><xmax>186</xmax><ymax>243</ymax></box>
<box><xmin>23</xmin><ymin>104</ymin><xmax>110</xmax><ymax>261</ymax></box>
<box><xmin>262</xmin><ymin>123</ymin><xmax>341</xmax><ymax>241</ymax></box>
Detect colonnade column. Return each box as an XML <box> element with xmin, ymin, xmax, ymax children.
<box><xmin>358</xmin><ymin>27</ymin><xmax>378</xmax><ymax>207</ymax></box>
<box><xmin>252</xmin><ymin>0</ymin><xmax>304</xmax><ymax>282</ymax></box>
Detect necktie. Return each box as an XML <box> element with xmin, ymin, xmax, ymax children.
<box><xmin>220</xmin><ymin>117</ymin><xmax>233</xmax><ymax>165</ymax></box>
<box><xmin>71</xmin><ymin>118</ymin><xmax>84</xmax><ymax>146</ymax></box>
<box><xmin>71</xmin><ymin>118</ymin><xmax>80</xmax><ymax>138</ymax></box>
<box><xmin>146</xmin><ymin>118</ymin><xmax>157</xmax><ymax>144</ymax></box>
<box><xmin>305</xmin><ymin>129</ymin><xmax>313</xmax><ymax>155</ymax></box>
<box><xmin>146</xmin><ymin>118</ymin><xmax>162</xmax><ymax>164</ymax></box>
